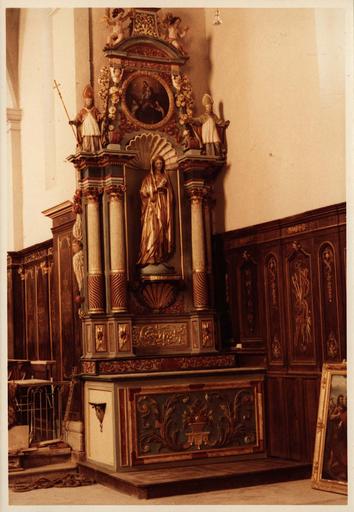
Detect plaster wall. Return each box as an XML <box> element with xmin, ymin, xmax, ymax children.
<box><xmin>17</xmin><ymin>8</ymin><xmax>77</xmax><ymax>248</ymax></box>
<box><xmin>205</xmin><ymin>8</ymin><xmax>345</xmax><ymax>232</ymax></box>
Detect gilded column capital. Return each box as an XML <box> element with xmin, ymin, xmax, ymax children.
<box><xmin>83</xmin><ymin>187</ymin><xmax>102</xmax><ymax>203</ymax></box>
<box><xmin>106</xmin><ymin>184</ymin><xmax>126</xmax><ymax>200</ymax></box>
<box><xmin>186</xmin><ymin>186</ymin><xmax>210</xmax><ymax>205</ymax></box>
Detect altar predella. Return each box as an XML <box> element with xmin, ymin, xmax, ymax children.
<box><xmin>67</xmin><ymin>8</ymin><xmax>265</xmax><ymax>472</ymax></box>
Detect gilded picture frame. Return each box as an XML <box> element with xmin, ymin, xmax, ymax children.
<box><xmin>312</xmin><ymin>362</ymin><xmax>347</xmax><ymax>495</ymax></box>
<box><xmin>121</xmin><ymin>71</ymin><xmax>175</xmax><ymax>130</ymax></box>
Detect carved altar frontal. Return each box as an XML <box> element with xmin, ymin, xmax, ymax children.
<box><xmin>67</xmin><ymin>8</ymin><xmax>264</xmax><ymax>471</ymax></box>
<box><xmin>84</xmin><ymin>370</ymin><xmax>264</xmax><ymax>470</ymax></box>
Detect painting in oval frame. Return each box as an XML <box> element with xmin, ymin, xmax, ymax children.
<box><xmin>121</xmin><ymin>71</ymin><xmax>175</xmax><ymax>130</ymax></box>
<box><xmin>312</xmin><ymin>362</ymin><xmax>347</xmax><ymax>495</ymax></box>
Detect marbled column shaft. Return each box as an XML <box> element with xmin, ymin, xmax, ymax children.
<box><xmin>109</xmin><ymin>193</ymin><xmax>125</xmax><ymax>272</ymax></box>
<box><xmin>86</xmin><ymin>192</ymin><xmax>104</xmax><ymax>312</ymax></box>
<box><xmin>108</xmin><ymin>187</ymin><xmax>127</xmax><ymax>312</ymax></box>
<box><xmin>189</xmin><ymin>188</ymin><xmax>209</xmax><ymax>310</ymax></box>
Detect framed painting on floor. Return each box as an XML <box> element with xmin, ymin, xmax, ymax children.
<box><xmin>312</xmin><ymin>362</ymin><xmax>347</xmax><ymax>495</ymax></box>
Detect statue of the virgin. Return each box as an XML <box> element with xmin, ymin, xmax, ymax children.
<box><xmin>137</xmin><ymin>155</ymin><xmax>174</xmax><ymax>268</ymax></box>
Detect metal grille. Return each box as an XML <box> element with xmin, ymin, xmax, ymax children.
<box><xmin>14</xmin><ymin>382</ymin><xmax>70</xmax><ymax>444</ymax></box>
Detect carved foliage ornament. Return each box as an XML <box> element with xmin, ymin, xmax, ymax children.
<box><xmin>326</xmin><ymin>331</ymin><xmax>339</xmax><ymax>360</ymax></box>
<box><xmin>321</xmin><ymin>244</ymin><xmax>334</xmax><ymax>303</ymax></box>
<box><xmin>133</xmin><ymin>323</ymin><xmax>188</xmax><ymax>348</ymax></box>
<box><xmin>136</xmin><ymin>388</ymin><xmax>257</xmax><ymax>455</ymax></box>
<box><xmin>266</xmin><ymin>255</ymin><xmax>282</xmax><ymax>361</ymax></box>
<box><xmin>241</xmin><ymin>251</ymin><xmax>257</xmax><ymax>336</ymax></box>
<box><xmin>95</xmin><ymin>325</ymin><xmax>107</xmax><ymax>352</ymax></box>
<box><xmin>289</xmin><ymin>243</ymin><xmax>313</xmax><ymax>354</ymax></box>
<box><xmin>132</xmin><ymin>10</ymin><xmax>159</xmax><ymax>38</ymax></box>
<box><xmin>271</xmin><ymin>336</ymin><xmax>282</xmax><ymax>359</ymax></box>
<box><xmin>98</xmin><ymin>354</ymin><xmax>235</xmax><ymax>374</ymax></box>
<box><xmin>186</xmin><ymin>186</ymin><xmax>210</xmax><ymax>205</ymax></box>
<box><xmin>118</xmin><ymin>324</ymin><xmax>130</xmax><ymax>351</ymax></box>
<box><xmin>267</xmin><ymin>256</ymin><xmax>278</xmax><ymax>307</ymax></box>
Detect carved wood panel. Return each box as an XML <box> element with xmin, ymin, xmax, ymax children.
<box><xmin>264</xmin><ymin>251</ymin><xmax>285</xmax><ymax>365</ymax></box>
<box><xmin>285</xmin><ymin>240</ymin><xmax>317</xmax><ymax>366</ymax></box>
<box><xmin>57</xmin><ymin>234</ymin><xmax>76</xmax><ymax>379</ymax></box>
<box><xmin>302</xmin><ymin>377</ymin><xmax>320</xmax><ymax>462</ymax></box>
<box><xmin>7</xmin><ymin>256</ymin><xmax>25</xmax><ymax>359</ymax></box>
<box><xmin>239</xmin><ymin>250</ymin><xmax>260</xmax><ymax>338</ymax></box>
<box><xmin>317</xmin><ymin>239</ymin><xmax>342</xmax><ymax>362</ymax></box>
<box><xmin>8</xmin><ymin>242</ymin><xmax>54</xmax><ymax>363</ymax></box>
<box><xmin>25</xmin><ymin>267</ymin><xmax>36</xmax><ymax>359</ymax></box>
<box><xmin>285</xmin><ymin>377</ymin><xmax>304</xmax><ymax>461</ymax></box>
<box><xmin>265</xmin><ymin>376</ymin><xmax>288</xmax><ymax>458</ymax></box>
<box><xmin>128</xmin><ymin>379</ymin><xmax>264</xmax><ymax>465</ymax></box>
<box><xmin>219</xmin><ymin>202</ymin><xmax>346</xmax><ymax>463</ymax></box>
<box><xmin>36</xmin><ymin>264</ymin><xmax>51</xmax><ymax>360</ymax></box>
<box><xmin>266</xmin><ymin>374</ymin><xmax>321</xmax><ymax>462</ymax></box>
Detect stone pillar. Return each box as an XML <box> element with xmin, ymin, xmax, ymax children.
<box><xmin>85</xmin><ymin>188</ymin><xmax>105</xmax><ymax>313</ymax></box>
<box><xmin>7</xmin><ymin>108</ymin><xmax>24</xmax><ymax>251</ymax></box>
<box><xmin>107</xmin><ymin>185</ymin><xmax>127</xmax><ymax>312</ymax></box>
<box><xmin>187</xmin><ymin>186</ymin><xmax>209</xmax><ymax>310</ymax></box>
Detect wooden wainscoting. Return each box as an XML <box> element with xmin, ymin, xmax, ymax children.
<box><xmin>215</xmin><ymin>202</ymin><xmax>346</xmax><ymax>462</ymax></box>
<box><xmin>8</xmin><ymin>240</ymin><xmax>54</xmax><ymax>363</ymax></box>
<box><xmin>8</xmin><ymin>202</ymin><xmax>82</xmax><ymax>392</ymax></box>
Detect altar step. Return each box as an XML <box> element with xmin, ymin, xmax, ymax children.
<box><xmin>8</xmin><ymin>461</ymin><xmax>78</xmax><ymax>485</ymax></box>
<box><xmin>78</xmin><ymin>458</ymin><xmax>312</xmax><ymax>500</ymax></box>
<box><xmin>9</xmin><ymin>443</ymin><xmax>76</xmax><ymax>484</ymax></box>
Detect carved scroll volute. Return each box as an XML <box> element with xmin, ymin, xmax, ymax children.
<box><xmin>286</xmin><ymin>241</ymin><xmax>315</xmax><ymax>361</ymax></box>
<box><xmin>264</xmin><ymin>253</ymin><xmax>283</xmax><ymax>363</ymax></box>
<box><xmin>319</xmin><ymin>242</ymin><xmax>340</xmax><ymax>361</ymax></box>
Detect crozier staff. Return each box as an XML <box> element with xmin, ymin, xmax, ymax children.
<box><xmin>137</xmin><ymin>155</ymin><xmax>174</xmax><ymax>266</ymax></box>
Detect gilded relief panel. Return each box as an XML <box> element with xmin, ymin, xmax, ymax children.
<box><xmin>132</xmin><ymin>322</ymin><xmax>189</xmax><ymax>351</ymax></box>
<box><xmin>286</xmin><ymin>242</ymin><xmax>316</xmax><ymax>362</ymax></box>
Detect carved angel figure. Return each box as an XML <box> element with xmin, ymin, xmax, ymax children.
<box><xmin>171</xmin><ymin>72</ymin><xmax>182</xmax><ymax>92</ymax></box>
<box><xmin>72</xmin><ymin>239</ymin><xmax>84</xmax><ymax>294</ymax></box>
<box><xmin>162</xmin><ymin>13</ymin><xmax>189</xmax><ymax>53</ymax></box>
<box><xmin>103</xmin><ymin>8</ymin><xmax>133</xmax><ymax>47</ymax></box>
<box><xmin>110</xmin><ymin>66</ymin><xmax>123</xmax><ymax>85</ymax></box>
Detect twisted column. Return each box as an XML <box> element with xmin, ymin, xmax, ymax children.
<box><xmin>187</xmin><ymin>186</ymin><xmax>210</xmax><ymax>310</ymax></box>
<box><xmin>85</xmin><ymin>188</ymin><xmax>105</xmax><ymax>313</ymax></box>
<box><xmin>107</xmin><ymin>185</ymin><xmax>127</xmax><ymax>312</ymax></box>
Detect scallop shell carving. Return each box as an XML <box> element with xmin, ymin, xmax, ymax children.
<box><xmin>125</xmin><ymin>133</ymin><xmax>178</xmax><ymax>171</ymax></box>
<box><xmin>141</xmin><ymin>282</ymin><xmax>177</xmax><ymax>311</ymax></box>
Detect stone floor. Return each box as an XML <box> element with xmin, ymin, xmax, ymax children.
<box><xmin>8</xmin><ymin>478</ymin><xmax>347</xmax><ymax>506</ymax></box>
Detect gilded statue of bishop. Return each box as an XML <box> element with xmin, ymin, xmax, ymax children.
<box><xmin>70</xmin><ymin>84</ymin><xmax>103</xmax><ymax>153</ymax></box>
